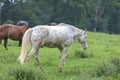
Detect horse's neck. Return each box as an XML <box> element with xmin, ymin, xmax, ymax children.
<box><xmin>73</xmin><ymin>29</ymin><xmax>83</xmax><ymax>39</ymax></box>
<box><xmin>59</xmin><ymin>24</ymin><xmax>83</xmax><ymax>39</ymax></box>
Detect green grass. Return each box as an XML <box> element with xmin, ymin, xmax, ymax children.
<box><xmin>0</xmin><ymin>32</ymin><xmax>120</xmax><ymax>80</ymax></box>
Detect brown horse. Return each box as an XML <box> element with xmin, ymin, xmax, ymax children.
<box><xmin>0</xmin><ymin>24</ymin><xmax>28</xmax><ymax>50</ymax></box>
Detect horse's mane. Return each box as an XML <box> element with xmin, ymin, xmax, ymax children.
<box><xmin>57</xmin><ymin>23</ymin><xmax>77</xmax><ymax>32</ymax></box>
<box><xmin>57</xmin><ymin>23</ymin><xmax>73</xmax><ymax>27</ymax></box>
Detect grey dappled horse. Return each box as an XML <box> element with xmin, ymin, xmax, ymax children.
<box><xmin>17</xmin><ymin>21</ymin><xmax>29</xmax><ymax>27</ymax></box>
<box><xmin>18</xmin><ymin>23</ymin><xmax>88</xmax><ymax>71</ymax></box>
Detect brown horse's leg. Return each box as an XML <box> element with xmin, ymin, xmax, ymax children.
<box><xmin>0</xmin><ymin>39</ymin><xmax>2</xmax><ymax>44</ymax></box>
<box><xmin>4</xmin><ymin>37</ymin><xmax>8</xmax><ymax>50</ymax></box>
<box><xmin>18</xmin><ymin>39</ymin><xmax>22</xmax><ymax>46</ymax></box>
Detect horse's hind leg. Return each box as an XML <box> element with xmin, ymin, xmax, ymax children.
<box><xmin>26</xmin><ymin>40</ymin><xmax>43</xmax><ymax>71</ymax></box>
<box><xmin>4</xmin><ymin>38</ymin><xmax>8</xmax><ymax>50</ymax></box>
<box><xmin>35</xmin><ymin>51</ymin><xmax>44</xmax><ymax>71</ymax></box>
<box><xmin>25</xmin><ymin>48</ymin><xmax>36</xmax><ymax>64</ymax></box>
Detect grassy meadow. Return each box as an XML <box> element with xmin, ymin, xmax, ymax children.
<box><xmin>0</xmin><ymin>32</ymin><xmax>120</xmax><ymax>80</ymax></box>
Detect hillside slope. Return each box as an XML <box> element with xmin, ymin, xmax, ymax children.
<box><xmin>0</xmin><ymin>32</ymin><xmax>120</xmax><ymax>80</ymax></box>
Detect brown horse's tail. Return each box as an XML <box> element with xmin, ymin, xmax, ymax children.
<box><xmin>18</xmin><ymin>28</ymin><xmax>33</xmax><ymax>65</ymax></box>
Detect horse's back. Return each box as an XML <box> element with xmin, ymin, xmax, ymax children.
<box><xmin>32</xmin><ymin>25</ymin><xmax>72</xmax><ymax>37</ymax></box>
<box><xmin>0</xmin><ymin>24</ymin><xmax>27</xmax><ymax>40</ymax></box>
<box><xmin>31</xmin><ymin>25</ymin><xmax>74</xmax><ymax>47</ymax></box>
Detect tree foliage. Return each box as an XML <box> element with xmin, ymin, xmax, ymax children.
<box><xmin>0</xmin><ymin>0</ymin><xmax>120</xmax><ymax>34</ymax></box>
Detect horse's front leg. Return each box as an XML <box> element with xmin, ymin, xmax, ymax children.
<box><xmin>59</xmin><ymin>47</ymin><xmax>68</xmax><ymax>72</ymax></box>
<box><xmin>4</xmin><ymin>37</ymin><xmax>8</xmax><ymax>50</ymax></box>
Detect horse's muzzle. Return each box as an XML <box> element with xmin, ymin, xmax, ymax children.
<box><xmin>83</xmin><ymin>46</ymin><xmax>88</xmax><ymax>50</ymax></box>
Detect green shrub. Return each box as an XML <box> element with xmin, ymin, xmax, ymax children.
<box><xmin>74</xmin><ymin>50</ymin><xmax>93</xmax><ymax>58</ymax></box>
<box><xmin>93</xmin><ymin>57</ymin><xmax>120</xmax><ymax>78</ymax></box>
<box><xmin>7</xmin><ymin>66</ymin><xmax>47</xmax><ymax>80</ymax></box>
<box><xmin>110</xmin><ymin>57</ymin><xmax>120</xmax><ymax>71</ymax></box>
<box><xmin>93</xmin><ymin>62</ymin><xmax>114</xmax><ymax>77</ymax></box>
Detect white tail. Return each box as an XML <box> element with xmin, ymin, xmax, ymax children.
<box><xmin>18</xmin><ymin>28</ymin><xmax>33</xmax><ymax>65</ymax></box>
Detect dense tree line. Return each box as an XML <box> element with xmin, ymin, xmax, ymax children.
<box><xmin>0</xmin><ymin>0</ymin><xmax>120</xmax><ymax>34</ymax></box>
